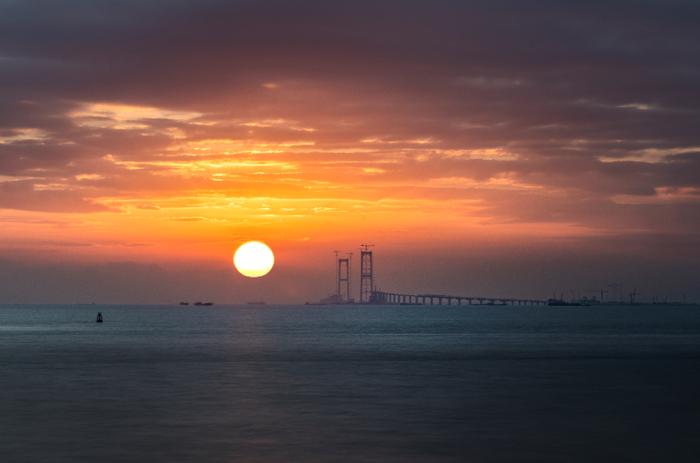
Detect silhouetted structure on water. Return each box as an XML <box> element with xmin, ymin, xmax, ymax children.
<box><xmin>315</xmin><ymin>245</ymin><xmax>546</xmax><ymax>306</ymax></box>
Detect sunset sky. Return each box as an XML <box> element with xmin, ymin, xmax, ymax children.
<box><xmin>1</xmin><ymin>0</ymin><xmax>699</xmax><ymax>303</ymax></box>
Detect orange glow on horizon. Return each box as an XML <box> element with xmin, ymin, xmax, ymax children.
<box><xmin>0</xmin><ymin>96</ymin><xmax>638</xmax><ymax>269</ymax></box>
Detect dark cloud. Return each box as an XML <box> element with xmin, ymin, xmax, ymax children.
<box><xmin>0</xmin><ymin>179</ymin><xmax>108</xmax><ymax>212</ymax></box>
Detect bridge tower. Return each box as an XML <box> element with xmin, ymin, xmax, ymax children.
<box><xmin>360</xmin><ymin>244</ymin><xmax>374</xmax><ymax>303</ymax></box>
<box><xmin>335</xmin><ymin>251</ymin><xmax>352</xmax><ymax>303</ymax></box>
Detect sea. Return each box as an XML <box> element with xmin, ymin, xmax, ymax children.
<box><xmin>1</xmin><ymin>304</ymin><xmax>699</xmax><ymax>462</ymax></box>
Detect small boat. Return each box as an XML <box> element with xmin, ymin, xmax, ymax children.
<box><xmin>96</xmin><ymin>312</ymin><xmax>103</xmax><ymax>323</ymax></box>
<box><xmin>193</xmin><ymin>302</ymin><xmax>214</xmax><ymax>306</ymax></box>
<box><xmin>179</xmin><ymin>301</ymin><xmax>189</xmax><ymax>306</ymax></box>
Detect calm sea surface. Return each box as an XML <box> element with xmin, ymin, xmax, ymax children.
<box><xmin>1</xmin><ymin>304</ymin><xmax>699</xmax><ymax>462</ymax></box>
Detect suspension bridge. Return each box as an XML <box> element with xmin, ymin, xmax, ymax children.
<box><xmin>324</xmin><ymin>245</ymin><xmax>547</xmax><ymax>306</ymax></box>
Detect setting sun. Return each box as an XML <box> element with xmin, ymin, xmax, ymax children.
<box><xmin>233</xmin><ymin>241</ymin><xmax>275</xmax><ymax>278</ymax></box>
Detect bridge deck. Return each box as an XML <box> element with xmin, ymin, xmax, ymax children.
<box><xmin>371</xmin><ymin>291</ymin><xmax>547</xmax><ymax>306</ymax></box>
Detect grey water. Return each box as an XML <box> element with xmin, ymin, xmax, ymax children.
<box><xmin>1</xmin><ymin>304</ymin><xmax>699</xmax><ymax>462</ymax></box>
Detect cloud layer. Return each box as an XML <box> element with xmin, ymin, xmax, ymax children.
<box><xmin>1</xmin><ymin>0</ymin><xmax>699</xmax><ymax>301</ymax></box>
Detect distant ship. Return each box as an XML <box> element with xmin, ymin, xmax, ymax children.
<box><xmin>179</xmin><ymin>301</ymin><xmax>189</xmax><ymax>306</ymax></box>
<box><xmin>193</xmin><ymin>302</ymin><xmax>214</xmax><ymax>306</ymax></box>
